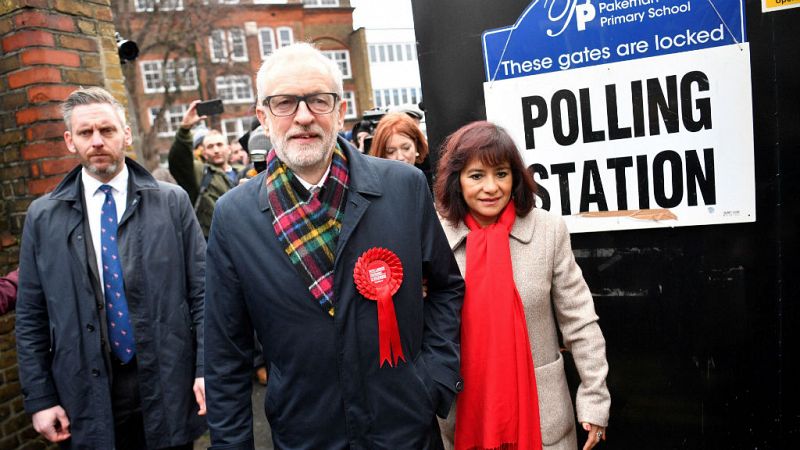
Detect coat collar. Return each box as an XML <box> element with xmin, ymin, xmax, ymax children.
<box><xmin>441</xmin><ymin>207</ymin><xmax>537</xmax><ymax>251</ymax></box>
<box><xmin>49</xmin><ymin>157</ymin><xmax>159</xmax><ymax>204</ymax></box>
<box><xmin>258</xmin><ymin>135</ymin><xmax>382</xmax><ymax>212</ymax></box>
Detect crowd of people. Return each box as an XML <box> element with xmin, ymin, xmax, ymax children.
<box><xmin>13</xmin><ymin>42</ymin><xmax>609</xmax><ymax>450</ymax></box>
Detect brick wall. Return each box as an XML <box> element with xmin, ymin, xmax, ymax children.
<box><xmin>0</xmin><ymin>0</ymin><xmax>126</xmax><ymax>447</ymax></box>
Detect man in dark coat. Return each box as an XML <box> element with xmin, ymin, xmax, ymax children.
<box><xmin>16</xmin><ymin>87</ymin><xmax>207</xmax><ymax>449</ymax></box>
<box><xmin>204</xmin><ymin>43</ymin><xmax>464</xmax><ymax>449</ymax></box>
<box><xmin>168</xmin><ymin>102</ymin><xmax>241</xmax><ymax>238</ymax></box>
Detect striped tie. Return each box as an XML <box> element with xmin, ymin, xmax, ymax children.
<box><xmin>99</xmin><ymin>185</ymin><xmax>136</xmax><ymax>363</ymax></box>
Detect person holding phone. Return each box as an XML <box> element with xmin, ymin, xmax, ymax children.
<box><xmin>168</xmin><ymin>100</ymin><xmax>240</xmax><ymax>238</ymax></box>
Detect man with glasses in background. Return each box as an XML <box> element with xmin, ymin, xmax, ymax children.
<box><xmin>204</xmin><ymin>43</ymin><xmax>465</xmax><ymax>449</ymax></box>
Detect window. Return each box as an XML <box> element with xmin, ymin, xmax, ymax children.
<box><xmin>140</xmin><ymin>59</ymin><xmax>198</xmax><ymax>94</ymax></box>
<box><xmin>373</xmin><ymin>87</ymin><xmax>421</xmax><ymax>109</ymax></box>
<box><xmin>209</xmin><ymin>28</ymin><xmax>248</xmax><ymax>63</ymax></box>
<box><xmin>303</xmin><ymin>0</ymin><xmax>339</xmax><ymax>6</ymax></box>
<box><xmin>405</xmin><ymin>44</ymin><xmax>416</xmax><ymax>60</ymax></box>
<box><xmin>228</xmin><ymin>28</ymin><xmax>248</xmax><ymax>62</ymax></box>
<box><xmin>322</xmin><ymin>50</ymin><xmax>351</xmax><ymax>78</ymax></box>
<box><xmin>258</xmin><ymin>28</ymin><xmax>275</xmax><ymax>59</ymax></box>
<box><xmin>135</xmin><ymin>0</ymin><xmax>183</xmax><ymax>12</ymax></box>
<box><xmin>369</xmin><ymin>43</ymin><xmax>418</xmax><ymax>64</ymax></box>
<box><xmin>216</xmin><ymin>75</ymin><xmax>254</xmax><ymax>103</ymax></box>
<box><xmin>342</xmin><ymin>91</ymin><xmax>356</xmax><ymax>119</ymax></box>
<box><xmin>222</xmin><ymin>117</ymin><xmax>250</xmax><ymax>143</ymax></box>
<box><xmin>277</xmin><ymin>27</ymin><xmax>293</xmax><ymax>48</ymax></box>
<box><xmin>149</xmin><ymin>104</ymin><xmax>189</xmax><ymax>136</ymax></box>
<box><xmin>209</xmin><ymin>30</ymin><xmax>227</xmax><ymax>62</ymax></box>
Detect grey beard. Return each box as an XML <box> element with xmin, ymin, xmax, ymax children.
<box><xmin>84</xmin><ymin>161</ymin><xmax>119</xmax><ymax>177</ymax></box>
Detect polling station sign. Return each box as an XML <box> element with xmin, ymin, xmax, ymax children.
<box><xmin>482</xmin><ymin>0</ymin><xmax>755</xmax><ymax>233</ymax></box>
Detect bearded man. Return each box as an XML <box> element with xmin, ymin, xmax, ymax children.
<box><xmin>16</xmin><ymin>86</ymin><xmax>207</xmax><ymax>449</ymax></box>
<box><xmin>204</xmin><ymin>43</ymin><xmax>465</xmax><ymax>449</ymax></box>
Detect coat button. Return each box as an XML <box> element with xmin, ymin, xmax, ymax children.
<box><xmin>86</xmin><ymin>324</ymin><xmax>95</xmax><ymax>332</ymax></box>
<box><xmin>455</xmin><ymin>380</ymin><xmax>464</xmax><ymax>392</ymax></box>
<box><xmin>91</xmin><ymin>369</ymin><xmax>100</xmax><ymax>377</ymax></box>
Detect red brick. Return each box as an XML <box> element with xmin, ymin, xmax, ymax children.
<box><xmin>41</xmin><ymin>157</ymin><xmax>78</xmax><ymax>176</ymax></box>
<box><xmin>0</xmin><ymin>130</ymin><xmax>23</xmax><ymax>147</ymax></box>
<box><xmin>0</xmin><ymin>54</ymin><xmax>20</xmax><ymax>75</ymax></box>
<box><xmin>1</xmin><ymin>30</ymin><xmax>55</xmax><ymax>53</ymax></box>
<box><xmin>20</xmin><ymin>48</ymin><xmax>80</xmax><ymax>67</ymax></box>
<box><xmin>13</xmin><ymin>10</ymin><xmax>76</xmax><ymax>32</ymax></box>
<box><xmin>21</xmin><ymin>141</ymin><xmax>70</xmax><ymax>160</ymax></box>
<box><xmin>93</xmin><ymin>6</ymin><xmax>113</xmax><ymax>22</ymax></box>
<box><xmin>0</xmin><ymin>91</ymin><xmax>27</xmax><ymax>110</ymax></box>
<box><xmin>58</xmin><ymin>34</ymin><xmax>97</xmax><ymax>52</ymax></box>
<box><xmin>0</xmin><ymin>164</ymin><xmax>29</xmax><ymax>182</ymax></box>
<box><xmin>25</xmin><ymin>122</ymin><xmax>66</xmax><ymax>141</ymax></box>
<box><xmin>15</xmin><ymin>104</ymin><xmax>63</xmax><ymax>125</ymax></box>
<box><xmin>7</xmin><ymin>66</ymin><xmax>61</xmax><ymax>89</ymax></box>
<box><xmin>28</xmin><ymin>176</ymin><xmax>63</xmax><ymax>195</ymax></box>
<box><xmin>31</xmin><ymin>163</ymin><xmax>40</xmax><ymax>177</ymax></box>
<box><xmin>27</xmin><ymin>84</ymin><xmax>79</xmax><ymax>103</ymax></box>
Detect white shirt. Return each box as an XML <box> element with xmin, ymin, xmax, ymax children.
<box><xmin>296</xmin><ymin>164</ymin><xmax>331</xmax><ymax>195</ymax></box>
<box><xmin>81</xmin><ymin>166</ymin><xmax>129</xmax><ymax>294</ymax></box>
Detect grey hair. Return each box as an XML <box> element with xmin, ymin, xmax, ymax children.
<box><xmin>255</xmin><ymin>42</ymin><xmax>344</xmax><ymax>106</ymax></box>
<box><xmin>61</xmin><ymin>86</ymin><xmax>127</xmax><ymax>132</ymax></box>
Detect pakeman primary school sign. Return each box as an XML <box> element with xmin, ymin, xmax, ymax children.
<box><xmin>482</xmin><ymin>0</ymin><xmax>755</xmax><ymax>233</ymax></box>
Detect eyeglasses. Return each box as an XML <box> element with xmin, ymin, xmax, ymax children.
<box><xmin>263</xmin><ymin>93</ymin><xmax>339</xmax><ymax>117</ymax></box>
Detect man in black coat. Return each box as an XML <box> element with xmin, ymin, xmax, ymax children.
<box><xmin>16</xmin><ymin>87</ymin><xmax>207</xmax><ymax>449</ymax></box>
<box><xmin>204</xmin><ymin>43</ymin><xmax>465</xmax><ymax>449</ymax></box>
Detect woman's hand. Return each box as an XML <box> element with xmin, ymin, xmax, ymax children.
<box><xmin>581</xmin><ymin>422</ymin><xmax>606</xmax><ymax>450</ymax></box>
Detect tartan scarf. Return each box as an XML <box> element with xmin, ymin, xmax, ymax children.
<box><xmin>456</xmin><ymin>201</ymin><xmax>542</xmax><ymax>450</ymax></box>
<box><xmin>264</xmin><ymin>144</ymin><xmax>349</xmax><ymax>316</ymax></box>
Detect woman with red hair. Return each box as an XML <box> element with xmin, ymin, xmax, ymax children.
<box><xmin>369</xmin><ymin>112</ymin><xmax>429</xmax><ymax>165</ymax></box>
<box><xmin>435</xmin><ymin>121</ymin><xmax>610</xmax><ymax>450</ymax></box>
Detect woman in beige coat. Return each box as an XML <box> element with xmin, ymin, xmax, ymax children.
<box><xmin>434</xmin><ymin>121</ymin><xmax>610</xmax><ymax>450</ymax></box>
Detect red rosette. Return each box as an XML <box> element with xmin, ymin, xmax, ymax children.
<box><xmin>354</xmin><ymin>247</ymin><xmax>405</xmax><ymax>367</ymax></box>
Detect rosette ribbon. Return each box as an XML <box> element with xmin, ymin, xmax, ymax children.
<box><xmin>354</xmin><ymin>247</ymin><xmax>405</xmax><ymax>367</ymax></box>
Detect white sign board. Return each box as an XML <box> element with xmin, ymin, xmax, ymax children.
<box><xmin>482</xmin><ymin>0</ymin><xmax>755</xmax><ymax>233</ymax></box>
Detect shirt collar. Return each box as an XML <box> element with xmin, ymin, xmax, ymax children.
<box><xmin>81</xmin><ymin>164</ymin><xmax>129</xmax><ymax>197</ymax></box>
<box><xmin>295</xmin><ymin>163</ymin><xmax>331</xmax><ymax>192</ymax></box>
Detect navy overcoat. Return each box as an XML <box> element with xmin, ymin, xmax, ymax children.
<box><xmin>16</xmin><ymin>159</ymin><xmax>207</xmax><ymax>449</ymax></box>
<box><xmin>205</xmin><ymin>139</ymin><xmax>464</xmax><ymax>449</ymax></box>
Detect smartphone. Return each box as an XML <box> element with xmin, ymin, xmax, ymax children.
<box><xmin>196</xmin><ymin>98</ymin><xmax>224</xmax><ymax>116</ymax></box>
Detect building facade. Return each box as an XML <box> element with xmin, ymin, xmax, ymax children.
<box><xmin>365</xmin><ymin>27</ymin><xmax>422</xmax><ymax>114</ymax></box>
<box><xmin>113</xmin><ymin>0</ymin><xmax>371</xmax><ymax>166</ymax></box>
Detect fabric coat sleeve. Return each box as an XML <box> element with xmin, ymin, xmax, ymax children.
<box><xmin>550</xmin><ymin>216</ymin><xmax>610</xmax><ymax>427</ymax></box>
<box><xmin>204</xmin><ymin>199</ymin><xmax>256</xmax><ymax>450</ymax></box>
<box><xmin>179</xmin><ymin>188</ymin><xmax>207</xmax><ymax>377</ymax></box>
<box><xmin>168</xmin><ymin>128</ymin><xmax>199</xmax><ymax>204</ymax></box>
<box><xmin>15</xmin><ymin>209</ymin><xmax>60</xmax><ymax>414</ymax></box>
<box><xmin>416</xmin><ymin>172</ymin><xmax>465</xmax><ymax>419</ymax></box>
<box><xmin>0</xmin><ymin>268</ymin><xmax>18</xmax><ymax>315</ymax></box>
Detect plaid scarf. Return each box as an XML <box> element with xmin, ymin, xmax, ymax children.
<box><xmin>265</xmin><ymin>144</ymin><xmax>349</xmax><ymax>316</ymax></box>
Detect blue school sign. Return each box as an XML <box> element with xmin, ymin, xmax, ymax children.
<box><xmin>482</xmin><ymin>0</ymin><xmax>747</xmax><ymax>82</ymax></box>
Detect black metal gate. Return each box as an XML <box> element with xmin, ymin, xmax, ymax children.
<box><xmin>411</xmin><ymin>0</ymin><xmax>800</xmax><ymax>447</ymax></box>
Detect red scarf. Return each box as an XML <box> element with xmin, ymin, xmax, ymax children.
<box><xmin>456</xmin><ymin>201</ymin><xmax>542</xmax><ymax>450</ymax></box>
